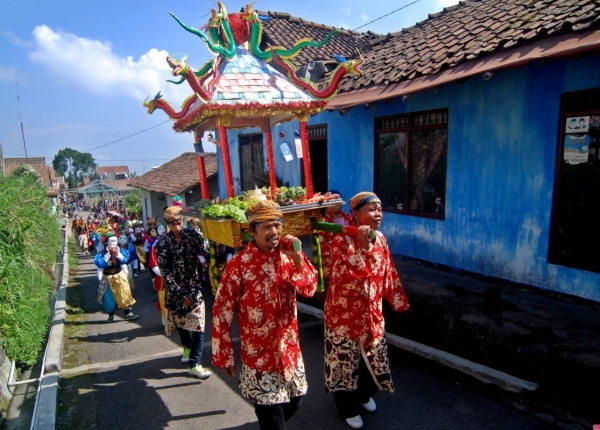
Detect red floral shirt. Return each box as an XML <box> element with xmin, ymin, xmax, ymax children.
<box><xmin>212</xmin><ymin>242</ymin><xmax>318</xmax><ymax>380</ymax></box>
<box><xmin>324</xmin><ymin>231</ymin><xmax>409</xmax><ymax>349</ymax></box>
<box><xmin>320</xmin><ymin>211</ymin><xmax>354</xmax><ymax>279</ymax></box>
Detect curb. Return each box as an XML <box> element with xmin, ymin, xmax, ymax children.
<box><xmin>296</xmin><ymin>302</ymin><xmax>538</xmax><ymax>394</ymax></box>
<box><xmin>31</xmin><ymin>225</ymin><xmax>69</xmax><ymax>430</ymax></box>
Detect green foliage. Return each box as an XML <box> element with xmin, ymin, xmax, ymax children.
<box><xmin>200</xmin><ymin>197</ymin><xmax>255</xmax><ymax>223</ymax></box>
<box><xmin>10</xmin><ymin>164</ymin><xmax>41</xmax><ymax>181</ymax></box>
<box><xmin>52</xmin><ymin>148</ymin><xmax>97</xmax><ymax>188</ymax></box>
<box><xmin>124</xmin><ymin>188</ymin><xmax>142</xmax><ymax>215</ymax></box>
<box><xmin>0</xmin><ymin>175</ymin><xmax>62</xmax><ymax>366</ymax></box>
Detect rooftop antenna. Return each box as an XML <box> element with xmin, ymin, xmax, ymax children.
<box><xmin>15</xmin><ymin>73</ymin><xmax>28</xmax><ymax>159</ymax></box>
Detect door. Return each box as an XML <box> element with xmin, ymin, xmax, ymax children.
<box><xmin>305</xmin><ymin>124</ymin><xmax>328</xmax><ymax>193</ymax></box>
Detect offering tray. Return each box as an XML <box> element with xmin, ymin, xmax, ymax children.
<box><xmin>179</xmin><ymin>199</ymin><xmax>345</xmax><ymax>248</ymax></box>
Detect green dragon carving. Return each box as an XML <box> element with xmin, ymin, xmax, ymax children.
<box><xmin>240</xmin><ymin>3</ymin><xmax>339</xmax><ymax>61</ymax></box>
<box><xmin>170</xmin><ymin>2</ymin><xmax>236</xmax><ymax>59</ymax></box>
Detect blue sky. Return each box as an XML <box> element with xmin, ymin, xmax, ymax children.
<box><xmin>0</xmin><ymin>0</ymin><xmax>458</xmax><ymax>176</ymax></box>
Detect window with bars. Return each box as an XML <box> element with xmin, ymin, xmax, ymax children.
<box><xmin>375</xmin><ymin>109</ymin><xmax>448</xmax><ymax>217</ymax></box>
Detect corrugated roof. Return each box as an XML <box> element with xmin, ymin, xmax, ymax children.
<box><xmin>96</xmin><ymin>166</ymin><xmax>130</xmax><ymax>174</ymax></box>
<box><xmin>127</xmin><ymin>152</ymin><xmax>218</xmax><ymax>195</ymax></box>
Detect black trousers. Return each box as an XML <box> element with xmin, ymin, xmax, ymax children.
<box><xmin>254</xmin><ymin>396</ymin><xmax>303</xmax><ymax>430</ymax></box>
<box><xmin>332</xmin><ymin>356</ymin><xmax>379</xmax><ymax>419</ymax></box>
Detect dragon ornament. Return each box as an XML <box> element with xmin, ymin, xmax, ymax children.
<box><xmin>165</xmin><ymin>55</ymin><xmax>221</xmax><ymax>102</ymax></box>
<box><xmin>240</xmin><ymin>3</ymin><xmax>338</xmax><ymax>62</ymax></box>
<box><xmin>143</xmin><ymin>91</ymin><xmax>198</xmax><ymax>119</ymax></box>
<box><xmin>270</xmin><ymin>47</ymin><xmax>364</xmax><ymax>99</ymax></box>
<box><xmin>170</xmin><ymin>2</ymin><xmax>237</xmax><ymax>59</ymax></box>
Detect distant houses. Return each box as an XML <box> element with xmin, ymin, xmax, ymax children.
<box><xmin>78</xmin><ymin>165</ymin><xmax>134</xmax><ymax>207</ymax></box>
<box><xmin>128</xmin><ymin>152</ymin><xmax>218</xmax><ymax>222</ymax></box>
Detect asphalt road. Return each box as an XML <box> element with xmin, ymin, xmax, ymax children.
<box><xmin>57</xmin><ymin>238</ymin><xmax>554</xmax><ymax>430</ymax></box>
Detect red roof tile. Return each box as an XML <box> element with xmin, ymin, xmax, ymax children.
<box><xmin>127</xmin><ymin>152</ymin><xmax>217</xmax><ymax>195</ymax></box>
<box><xmin>250</xmin><ymin>1</ymin><xmax>600</xmax><ymax>100</ymax></box>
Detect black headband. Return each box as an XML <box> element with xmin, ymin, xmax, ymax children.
<box><xmin>352</xmin><ymin>195</ymin><xmax>379</xmax><ymax>211</ymax></box>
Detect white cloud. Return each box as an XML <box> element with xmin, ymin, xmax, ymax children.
<box><xmin>27</xmin><ymin>25</ymin><xmax>191</xmax><ymax>103</ymax></box>
<box><xmin>0</xmin><ymin>65</ymin><xmax>18</xmax><ymax>82</ymax></box>
<box><xmin>436</xmin><ymin>0</ymin><xmax>460</xmax><ymax>8</ymax></box>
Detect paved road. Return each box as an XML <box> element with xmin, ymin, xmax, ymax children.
<box><xmin>58</xmin><ymin>241</ymin><xmax>553</xmax><ymax>430</ymax></box>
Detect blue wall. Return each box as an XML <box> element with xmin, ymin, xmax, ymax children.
<box><xmin>214</xmin><ymin>53</ymin><xmax>600</xmax><ymax>302</ymax></box>
<box><xmin>309</xmin><ymin>53</ymin><xmax>600</xmax><ymax>302</ymax></box>
<box><xmin>217</xmin><ymin>123</ymin><xmax>303</xmax><ymax>197</ymax></box>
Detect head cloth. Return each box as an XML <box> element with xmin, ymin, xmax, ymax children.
<box><xmin>164</xmin><ymin>206</ymin><xmax>183</xmax><ymax>223</ymax></box>
<box><xmin>349</xmin><ymin>192</ymin><xmax>381</xmax><ymax>211</ymax></box>
<box><xmin>246</xmin><ymin>200</ymin><xmax>283</xmax><ymax>224</ymax></box>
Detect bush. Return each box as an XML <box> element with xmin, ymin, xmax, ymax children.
<box><xmin>0</xmin><ymin>175</ymin><xmax>62</xmax><ymax>366</ymax></box>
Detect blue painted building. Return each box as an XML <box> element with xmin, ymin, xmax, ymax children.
<box><xmin>216</xmin><ymin>1</ymin><xmax>600</xmax><ymax>302</ymax></box>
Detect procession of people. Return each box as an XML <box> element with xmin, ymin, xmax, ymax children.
<box><xmin>73</xmin><ymin>188</ymin><xmax>410</xmax><ymax>430</ymax></box>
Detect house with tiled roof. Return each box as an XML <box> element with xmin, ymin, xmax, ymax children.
<box><xmin>212</xmin><ymin>0</ymin><xmax>600</xmax><ymax>303</ymax></box>
<box><xmin>95</xmin><ymin>165</ymin><xmax>130</xmax><ymax>180</ymax></box>
<box><xmin>1</xmin><ymin>156</ymin><xmax>62</xmax><ymax>196</ymax></box>
<box><xmin>76</xmin><ymin>165</ymin><xmax>135</xmax><ymax>207</ymax></box>
<box><xmin>128</xmin><ymin>152</ymin><xmax>218</xmax><ymax>222</ymax></box>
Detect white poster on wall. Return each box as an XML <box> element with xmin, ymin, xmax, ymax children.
<box><xmin>566</xmin><ymin>116</ymin><xmax>589</xmax><ymax>133</ymax></box>
<box><xmin>280</xmin><ymin>142</ymin><xmax>294</xmax><ymax>162</ymax></box>
<box><xmin>294</xmin><ymin>138</ymin><xmax>303</xmax><ymax>158</ymax></box>
<box><xmin>563</xmin><ymin>133</ymin><xmax>590</xmax><ymax>164</ymax></box>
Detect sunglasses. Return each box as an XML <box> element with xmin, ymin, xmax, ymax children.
<box><xmin>166</xmin><ymin>219</ymin><xmax>183</xmax><ymax>225</ymax></box>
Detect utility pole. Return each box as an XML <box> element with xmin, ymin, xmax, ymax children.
<box><xmin>15</xmin><ymin>74</ymin><xmax>28</xmax><ymax>159</ymax></box>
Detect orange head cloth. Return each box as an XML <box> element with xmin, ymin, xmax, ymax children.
<box><xmin>349</xmin><ymin>192</ymin><xmax>381</xmax><ymax>211</ymax></box>
<box><xmin>246</xmin><ymin>200</ymin><xmax>283</xmax><ymax>224</ymax></box>
<box><xmin>164</xmin><ymin>206</ymin><xmax>183</xmax><ymax>223</ymax></box>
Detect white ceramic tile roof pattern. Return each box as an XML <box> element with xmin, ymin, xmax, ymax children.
<box><xmin>211</xmin><ymin>47</ymin><xmax>319</xmax><ymax>103</ymax></box>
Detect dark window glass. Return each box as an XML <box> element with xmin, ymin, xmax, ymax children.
<box><xmin>375</xmin><ymin>109</ymin><xmax>448</xmax><ymax>217</ymax></box>
<box><xmin>549</xmin><ymin>88</ymin><xmax>600</xmax><ymax>273</ymax></box>
<box><xmin>239</xmin><ymin>133</ymin><xmax>268</xmax><ymax>191</ymax></box>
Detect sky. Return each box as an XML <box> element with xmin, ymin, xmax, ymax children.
<box><xmin>0</xmin><ymin>0</ymin><xmax>459</xmax><ymax>177</ymax></box>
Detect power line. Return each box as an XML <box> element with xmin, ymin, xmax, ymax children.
<box><xmin>352</xmin><ymin>0</ymin><xmax>423</xmax><ymax>31</ymax></box>
<box><xmin>95</xmin><ymin>158</ymin><xmax>173</xmax><ymax>162</ymax></box>
<box><xmin>83</xmin><ymin>120</ymin><xmax>171</xmax><ymax>152</ymax></box>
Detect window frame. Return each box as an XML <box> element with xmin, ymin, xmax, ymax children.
<box><xmin>548</xmin><ymin>87</ymin><xmax>600</xmax><ymax>273</ymax></box>
<box><xmin>238</xmin><ymin>133</ymin><xmax>267</xmax><ymax>191</ymax></box>
<box><xmin>374</xmin><ymin>108</ymin><xmax>449</xmax><ymax>220</ymax></box>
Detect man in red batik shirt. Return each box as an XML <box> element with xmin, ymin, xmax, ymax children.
<box><xmin>212</xmin><ymin>200</ymin><xmax>318</xmax><ymax>430</ymax></box>
<box><xmin>323</xmin><ymin>191</ymin><xmax>410</xmax><ymax>429</ymax></box>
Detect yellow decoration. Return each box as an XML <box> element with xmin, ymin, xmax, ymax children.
<box><xmin>200</xmin><ymin>218</ymin><xmax>246</xmax><ymax>248</ymax></box>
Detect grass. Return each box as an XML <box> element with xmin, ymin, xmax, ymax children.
<box><xmin>0</xmin><ymin>174</ymin><xmax>62</xmax><ymax>368</ymax></box>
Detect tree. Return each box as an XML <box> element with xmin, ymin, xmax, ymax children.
<box><xmin>124</xmin><ymin>188</ymin><xmax>142</xmax><ymax>216</ymax></box>
<box><xmin>52</xmin><ymin>148</ymin><xmax>97</xmax><ymax>188</ymax></box>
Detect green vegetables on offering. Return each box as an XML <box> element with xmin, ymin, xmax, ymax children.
<box><xmin>261</xmin><ymin>186</ymin><xmax>306</xmax><ymax>200</ymax></box>
<box><xmin>199</xmin><ymin>197</ymin><xmax>255</xmax><ymax>223</ymax></box>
